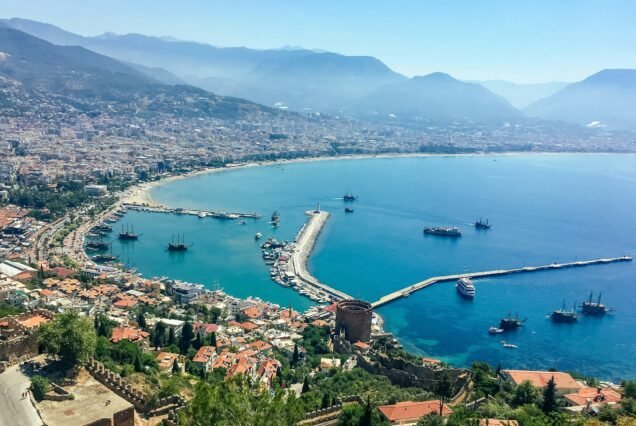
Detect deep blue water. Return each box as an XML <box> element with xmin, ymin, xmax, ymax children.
<box><xmin>103</xmin><ymin>155</ymin><xmax>636</xmax><ymax>381</ymax></box>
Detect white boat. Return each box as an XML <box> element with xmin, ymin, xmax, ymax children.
<box><xmin>503</xmin><ymin>343</ymin><xmax>518</xmax><ymax>349</ymax></box>
<box><xmin>488</xmin><ymin>327</ymin><xmax>504</xmax><ymax>335</ymax></box>
<box><xmin>255</xmin><ymin>232</ymin><xmax>262</xmax><ymax>240</ymax></box>
<box><xmin>456</xmin><ymin>277</ymin><xmax>475</xmax><ymax>298</ymax></box>
<box><xmin>198</xmin><ymin>212</ymin><xmax>206</xmax><ymax>218</ymax></box>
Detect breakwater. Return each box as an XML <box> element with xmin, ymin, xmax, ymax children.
<box><xmin>123</xmin><ymin>203</ymin><xmax>260</xmax><ymax>219</ymax></box>
<box><xmin>372</xmin><ymin>256</ymin><xmax>633</xmax><ymax>308</ymax></box>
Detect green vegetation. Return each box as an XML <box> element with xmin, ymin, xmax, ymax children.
<box><xmin>10</xmin><ymin>182</ymin><xmax>89</xmax><ymax>219</ymax></box>
<box><xmin>0</xmin><ymin>302</ymin><xmax>23</xmax><ymax>318</ymax></box>
<box><xmin>178</xmin><ymin>376</ymin><xmax>304</xmax><ymax>426</ymax></box>
<box><xmin>39</xmin><ymin>310</ymin><xmax>97</xmax><ymax>367</ymax></box>
<box><xmin>30</xmin><ymin>375</ymin><xmax>50</xmax><ymax>401</ymax></box>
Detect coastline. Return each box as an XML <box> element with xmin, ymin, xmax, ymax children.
<box><xmin>123</xmin><ymin>151</ymin><xmax>635</xmax><ymax>209</ymax></box>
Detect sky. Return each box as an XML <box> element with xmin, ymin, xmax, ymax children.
<box><xmin>2</xmin><ymin>0</ymin><xmax>636</xmax><ymax>83</ymax></box>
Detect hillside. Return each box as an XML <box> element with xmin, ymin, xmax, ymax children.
<box><xmin>355</xmin><ymin>72</ymin><xmax>523</xmax><ymax>123</ymax></box>
<box><xmin>472</xmin><ymin>80</ymin><xmax>569</xmax><ymax>109</ymax></box>
<box><xmin>525</xmin><ymin>69</ymin><xmax>636</xmax><ymax>131</ymax></box>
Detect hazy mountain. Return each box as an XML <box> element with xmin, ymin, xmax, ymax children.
<box><xmin>125</xmin><ymin>62</ymin><xmax>186</xmax><ymax>85</ymax></box>
<box><xmin>524</xmin><ymin>69</ymin><xmax>636</xmax><ymax>131</ymax></box>
<box><xmin>471</xmin><ymin>80</ymin><xmax>569</xmax><ymax>109</ymax></box>
<box><xmin>0</xmin><ymin>18</ymin><xmax>405</xmax><ymax>111</ymax></box>
<box><xmin>237</xmin><ymin>52</ymin><xmax>406</xmax><ymax>111</ymax></box>
<box><xmin>0</xmin><ymin>27</ymin><xmax>277</xmax><ymax>120</ymax></box>
<box><xmin>355</xmin><ymin>72</ymin><xmax>523</xmax><ymax>123</ymax></box>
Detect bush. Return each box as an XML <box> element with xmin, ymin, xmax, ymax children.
<box><xmin>31</xmin><ymin>375</ymin><xmax>50</xmax><ymax>401</ymax></box>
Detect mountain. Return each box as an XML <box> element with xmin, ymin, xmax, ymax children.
<box><xmin>524</xmin><ymin>69</ymin><xmax>636</xmax><ymax>131</ymax></box>
<box><xmin>0</xmin><ymin>27</ymin><xmax>276</xmax><ymax>120</ymax></box>
<box><xmin>355</xmin><ymin>72</ymin><xmax>523</xmax><ymax>123</ymax></box>
<box><xmin>471</xmin><ymin>80</ymin><xmax>569</xmax><ymax>109</ymax></box>
<box><xmin>0</xmin><ymin>18</ymin><xmax>404</xmax><ymax>111</ymax></box>
<box><xmin>236</xmin><ymin>52</ymin><xmax>406</xmax><ymax>111</ymax></box>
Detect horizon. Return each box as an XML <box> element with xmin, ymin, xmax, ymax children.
<box><xmin>3</xmin><ymin>0</ymin><xmax>636</xmax><ymax>84</ymax></box>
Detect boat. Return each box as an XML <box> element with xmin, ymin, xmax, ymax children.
<box><xmin>118</xmin><ymin>224</ymin><xmax>140</xmax><ymax>240</ymax></box>
<box><xmin>423</xmin><ymin>226</ymin><xmax>462</xmax><ymax>237</ymax></box>
<box><xmin>255</xmin><ymin>232</ymin><xmax>262</xmax><ymax>240</ymax></box>
<box><xmin>500</xmin><ymin>313</ymin><xmax>525</xmax><ymax>331</ymax></box>
<box><xmin>271</xmin><ymin>211</ymin><xmax>280</xmax><ymax>223</ymax></box>
<box><xmin>580</xmin><ymin>292</ymin><xmax>610</xmax><ymax>316</ymax></box>
<box><xmin>92</xmin><ymin>253</ymin><xmax>118</xmax><ymax>263</ymax></box>
<box><xmin>475</xmin><ymin>218</ymin><xmax>492</xmax><ymax>229</ymax></box>
<box><xmin>240</xmin><ymin>220</ymin><xmax>246</xmax><ymax>225</ymax></box>
<box><xmin>488</xmin><ymin>327</ymin><xmax>504</xmax><ymax>335</ymax></box>
<box><xmin>502</xmin><ymin>342</ymin><xmax>518</xmax><ymax>349</ymax></box>
<box><xmin>198</xmin><ymin>212</ymin><xmax>206</xmax><ymax>218</ymax></box>
<box><xmin>167</xmin><ymin>234</ymin><xmax>190</xmax><ymax>251</ymax></box>
<box><xmin>345</xmin><ymin>207</ymin><xmax>354</xmax><ymax>213</ymax></box>
<box><xmin>93</xmin><ymin>224</ymin><xmax>112</xmax><ymax>232</ymax></box>
<box><xmin>456</xmin><ymin>277</ymin><xmax>475</xmax><ymax>298</ymax></box>
<box><xmin>85</xmin><ymin>240</ymin><xmax>109</xmax><ymax>250</ymax></box>
<box><xmin>343</xmin><ymin>191</ymin><xmax>357</xmax><ymax>202</ymax></box>
<box><xmin>551</xmin><ymin>300</ymin><xmax>578</xmax><ymax>323</ymax></box>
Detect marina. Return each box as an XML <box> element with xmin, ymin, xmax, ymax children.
<box><xmin>122</xmin><ymin>203</ymin><xmax>260</xmax><ymax>220</ymax></box>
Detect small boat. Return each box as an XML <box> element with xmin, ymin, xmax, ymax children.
<box><xmin>488</xmin><ymin>327</ymin><xmax>504</xmax><ymax>335</ymax></box>
<box><xmin>198</xmin><ymin>212</ymin><xmax>206</xmax><ymax>218</ymax></box>
<box><xmin>240</xmin><ymin>220</ymin><xmax>246</xmax><ymax>225</ymax></box>
<box><xmin>345</xmin><ymin>207</ymin><xmax>354</xmax><ymax>213</ymax></box>
<box><xmin>424</xmin><ymin>226</ymin><xmax>462</xmax><ymax>237</ymax></box>
<box><xmin>343</xmin><ymin>191</ymin><xmax>358</xmax><ymax>202</ymax></box>
<box><xmin>167</xmin><ymin>234</ymin><xmax>190</xmax><ymax>251</ymax></box>
<box><xmin>502</xmin><ymin>343</ymin><xmax>518</xmax><ymax>349</ymax></box>
<box><xmin>255</xmin><ymin>232</ymin><xmax>262</xmax><ymax>240</ymax></box>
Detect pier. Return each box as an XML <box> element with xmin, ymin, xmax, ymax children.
<box><xmin>371</xmin><ymin>256</ymin><xmax>633</xmax><ymax>308</ymax></box>
<box><xmin>288</xmin><ymin>210</ymin><xmax>353</xmax><ymax>301</ymax></box>
<box><xmin>123</xmin><ymin>203</ymin><xmax>260</xmax><ymax>219</ymax></box>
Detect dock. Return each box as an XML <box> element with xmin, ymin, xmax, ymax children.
<box><xmin>371</xmin><ymin>256</ymin><xmax>633</xmax><ymax>308</ymax></box>
<box><xmin>288</xmin><ymin>210</ymin><xmax>353</xmax><ymax>301</ymax></box>
<box><xmin>123</xmin><ymin>203</ymin><xmax>260</xmax><ymax>219</ymax></box>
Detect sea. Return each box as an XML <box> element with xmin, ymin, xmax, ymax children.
<box><xmin>101</xmin><ymin>154</ymin><xmax>636</xmax><ymax>381</ymax></box>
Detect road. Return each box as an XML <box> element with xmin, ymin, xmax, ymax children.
<box><xmin>0</xmin><ymin>365</ymin><xmax>43</xmax><ymax>426</ymax></box>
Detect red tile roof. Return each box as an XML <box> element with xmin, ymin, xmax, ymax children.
<box><xmin>378</xmin><ymin>400</ymin><xmax>452</xmax><ymax>422</ymax></box>
<box><xmin>193</xmin><ymin>346</ymin><xmax>216</xmax><ymax>364</ymax></box>
<box><xmin>480</xmin><ymin>420</ymin><xmax>519</xmax><ymax>426</ymax></box>
<box><xmin>503</xmin><ymin>370</ymin><xmax>583</xmax><ymax>390</ymax></box>
<box><xmin>563</xmin><ymin>387</ymin><xmax>622</xmax><ymax>406</ymax></box>
<box><xmin>110</xmin><ymin>326</ymin><xmax>149</xmax><ymax>343</ymax></box>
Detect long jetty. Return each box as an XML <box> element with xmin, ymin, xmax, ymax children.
<box><xmin>371</xmin><ymin>256</ymin><xmax>633</xmax><ymax>308</ymax></box>
<box><xmin>123</xmin><ymin>203</ymin><xmax>260</xmax><ymax>219</ymax></box>
<box><xmin>288</xmin><ymin>210</ymin><xmax>353</xmax><ymax>301</ymax></box>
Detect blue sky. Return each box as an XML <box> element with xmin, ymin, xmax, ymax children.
<box><xmin>3</xmin><ymin>0</ymin><xmax>636</xmax><ymax>83</ymax></box>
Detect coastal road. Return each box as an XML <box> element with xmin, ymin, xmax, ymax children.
<box><xmin>0</xmin><ymin>365</ymin><xmax>43</xmax><ymax>426</ymax></box>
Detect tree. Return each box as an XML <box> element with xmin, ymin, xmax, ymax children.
<box><xmin>209</xmin><ymin>307</ymin><xmax>221</xmax><ymax>324</ymax></box>
<box><xmin>172</xmin><ymin>359</ymin><xmax>180</xmax><ymax>375</ymax></box>
<box><xmin>417</xmin><ymin>414</ymin><xmax>445</xmax><ymax>426</ymax></box>
<box><xmin>193</xmin><ymin>333</ymin><xmax>202</xmax><ymax>350</ymax></box>
<box><xmin>541</xmin><ymin>376</ymin><xmax>557</xmax><ymax>414</ymax></box>
<box><xmin>360</xmin><ymin>397</ymin><xmax>373</xmax><ymax>426</ymax></box>
<box><xmin>153</xmin><ymin>322</ymin><xmax>166</xmax><ymax>348</ymax></box>
<box><xmin>31</xmin><ymin>375</ymin><xmax>50</xmax><ymax>401</ymax></box>
<box><xmin>512</xmin><ymin>380</ymin><xmax>541</xmax><ymax>407</ymax></box>
<box><xmin>134</xmin><ymin>355</ymin><xmax>143</xmax><ymax>373</ymax></box>
<box><xmin>292</xmin><ymin>343</ymin><xmax>300</xmax><ymax>365</ymax></box>
<box><xmin>208</xmin><ymin>332</ymin><xmax>217</xmax><ymax>347</ymax></box>
<box><xmin>39</xmin><ymin>310</ymin><xmax>97</xmax><ymax>367</ymax></box>
<box><xmin>168</xmin><ymin>327</ymin><xmax>176</xmax><ymax>346</ymax></box>
<box><xmin>180</xmin><ymin>322</ymin><xmax>194</xmax><ymax>355</ymax></box>
<box><xmin>434</xmin><ymin>372</ymin><xmax>454</xmax><ymax>416</ymax></box>
<box><xmin>624</xmin><ymin>380</ymin><xmax>636</xmax><ymax>399</ymax></box>
<box><xmin>137</xmin><ymin>312</ymin><xmax>147</xmax><ymax>330</ymax></box>
<box><xmin>302</xmin><ymin>376</ymin><xmax>310</xmax><ymax>393</ymax></box>
<box><xmin>179</xmin><ymin>376</ymin><xmax>304</xmax><ymax>426</ymax></box>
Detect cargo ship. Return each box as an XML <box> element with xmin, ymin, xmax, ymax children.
<box><xmin>456</xmin><ymin>277</ymin><xmax>475</xmax><ymax>298</ymax></box>
<box><xmin>118</xmin><ymin>224</ymin><xmax>140</xmax><ymax>240</ymax></box>
<box><xmin>580</xmin><ymin>292</ymin><xmax>610</xmax><ymax>316</ymax></box>
<box><xmin>475</xmin><ymin>218</ymin><xmax>492</xmax><ymax>229</ymax></box>
<box><xmin>423</xmin><ymin>226</ymin><xmax>462</xmax><ymax>237</ymax></box>
<box><xmin>551</xmin><ymin>301</ymin><xmax>578</xmax><ymax>323</ymax></box>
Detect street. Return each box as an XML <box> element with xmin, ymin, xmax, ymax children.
<box><xmin>0</xmin><ymin>364</ymin><xmax>43</xmax><ymax>426</ymax></box>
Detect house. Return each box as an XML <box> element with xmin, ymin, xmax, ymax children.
<box><xmin>239</xmin><ymin>321</ymin><xmax>259</xmax><ymax>333</ymax></box>
<box><xmin>243</xmin><ymin>306</ymin><xmax>262</xmax><ymax>319</ymax></box>
<box><xmin>156</xmin><ymin>352</ymin><xmax>180</xmax><ymax>373</ymax></box>
<box><xmin>194</xmin><ymin>323</ymin><xmax>219</xmax><ymax>338</ymax></box>
<box><xmin>320</xmin><ymin>357</ymin><xmax>341</xmax><ymax>371</ymax></box>
<box><xmin>192</xmin><ymin>346</ymin><xmax>217</xmax><ymax>372</ymax></box>
<box><xmin>257</xmin><ymin>358</ymin><xmax>281</xmax><ymax>389</ymax></box>
<box><xmin>501</xmin><ymin>370</ymin><xmax>585</xmax><ymax>395</ymax></box>
<box><xmin>159</xmin><ymin>318</ymin><xmax>185</xmax><ymax>338</ymax></box>
<box><xmin>378</xmin><ymin>400</ymin><xmax>452</xmax><ymax>425</ymax></box>
<box><xmin>563</xmin><ymin>387</ymin><xmax>621</xmax><ymax>408</ymax></box>
<box><xmin>248</xmin><ymin>340</ymin><xmax>272</xmax><ymax>353</ymax></box>
<box><xmin>110</xmin><ymin>326</ymin><xmax>149</xmax><ymax>345</ymax></box>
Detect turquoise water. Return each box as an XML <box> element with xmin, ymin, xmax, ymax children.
<box><xmin>104</xmin><ymin>155</ymin><xmax>636</xmax><ymax>381</ymax></box>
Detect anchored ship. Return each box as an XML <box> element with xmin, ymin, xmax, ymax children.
<box><xmin>343</xmin><ymin>191</ymin><xmax>358</xmax><ymax>202</ymax></box>
<box><xmin>551</xmin><ymin>300</ymin><xmax>578</xmax><ymax>323</ymax></box>
<box><xmin>118</xmin><ymin>224</ymin><xmax>140</xmax><ymax>240</ymax></box>
<box><xmin>475</xmin><ymin>218</ymin><xmax>492</xmax><ymax>229</ymax></box>
<box><xmin>168</xmin><ymin>234</ymin><xmax>190</xmax><ymax>251</ymax></box>
<box><xmin>345</xmin><ymin>207</ymin><xmax>354</xmax><ymax>213</ymax></box>
<box><xmin>580</xmin><ymin>292</ymin><xmax>610</xmax><ymax>316</ymax></box>
<box><xmin>271</xmin><ymin>211</ymin><xmax>280</xmax><ymax>227</ymax></box>
<box><xmin>85</xmin><ymin>240</ymin><xmax>110</xmax><ymax>250</ymax></box>
<box><xmin>499</xmin><ymin>313</ymin><xmax>525</xmax><ymax>331</ymax></box>
<box><xmin>456</xmin><ymin>277</ymin><xmax>475</xmax><ymax>298</ymax></box>
<box><xmin>423</xmin><ymin>226</ymin><xmax>462</xmax><ymax>237</ymax></box>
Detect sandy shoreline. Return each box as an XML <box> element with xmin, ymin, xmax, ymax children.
<box><xmin>122</xmin><ymin>151</ymin><xmax>633</xmax><ymax>208</ymax></box>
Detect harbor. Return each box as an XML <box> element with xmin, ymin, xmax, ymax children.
<box><xmin>122</xmin><ymin>203</ymin><xmax>260</xmax><ymax>220</ymax></box>
<box><xmin>372</xmin><ymin>256</ymin><xmax>633</xmax><ymax>308</ymax></box>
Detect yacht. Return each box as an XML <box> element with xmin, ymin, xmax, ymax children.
<box><xmin>456</xmin><ymin>277</ymin><xmax>475</xmax><ymax>298</ymax></box>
